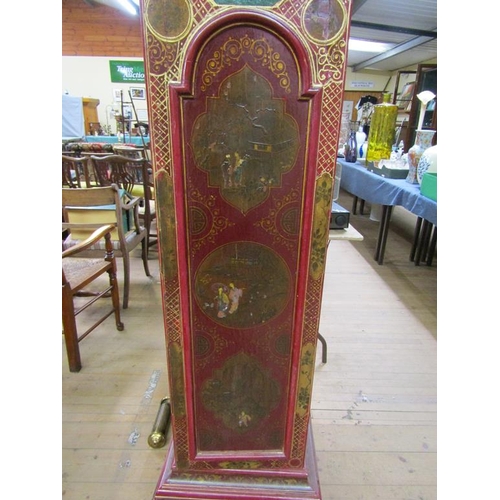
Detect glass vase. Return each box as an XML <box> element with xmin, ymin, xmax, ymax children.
<box><xmin>365</xmin><ymin>94</ymin><xmax>398</xmax><ymax>165</ymax></box>
<box><xmin>406</xmin><ymin>130</ymin><xmax>436</xmax><ymax>184</ymax></box>
<box><xmin>344</xmin><ymin>123</ymin><xmax>358</xmax><ymax>163</ymax></box>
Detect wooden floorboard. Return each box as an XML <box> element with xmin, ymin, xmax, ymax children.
<box><xmin>62</xmin><ymin>189</ymin><xmax>437</xmax><ymax>499</ymax></box>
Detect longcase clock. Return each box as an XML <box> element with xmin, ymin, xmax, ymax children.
<box><xmin>140</xmin><ymin>1</ymin><xmax>351</xmax><ymax>498</ymax></box>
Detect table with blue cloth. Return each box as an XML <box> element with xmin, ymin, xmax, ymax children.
<box><xmin>85</xmin><ymin>135</ymin><xmax>149</xmax><ymax>146</ymax></box>
<box><xmin>337</xmin><ymin>158</ymin><xmax>437</xmax><ymax>265</ymax></box>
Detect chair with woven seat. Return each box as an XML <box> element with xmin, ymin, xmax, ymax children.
<box><xmin>91</xmin><ymin>154</ymin><xmax>157</xmax><ymax>254</ymax></box>
<box><xmin>62</xmin><ymin>184</ymin><xmax>151</xmax><ymax>309</ymax></box>
<box><xmin>62</xmin><ymin>223</ymin><xmax>124</xmax><ymax>372</ymax></box>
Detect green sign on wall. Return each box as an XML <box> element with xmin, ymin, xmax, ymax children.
<box><xmin>109</xmin><ymin>60</ymin><xmax>145</xmax><ymax>83</ymax></box>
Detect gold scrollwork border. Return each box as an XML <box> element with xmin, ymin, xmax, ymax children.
<box><xmin>201</xmin><ymin>35</ymin><xmax>291</xmax><ymax>93</ymax></box>
<box><xmin>253</xmin><ymin>187</ymin><xmax>301</xmax><ymax>252</ymax></box>
<box><xmin>309</xmin><ymin>172</ymin><xmax>333</xmax><ymax>280</ymax></box>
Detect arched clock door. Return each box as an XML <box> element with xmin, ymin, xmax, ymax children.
<box><xmin>140</xmin><ymin>1</ymin><xmax>351</xmax><ymax>498</ymax></box>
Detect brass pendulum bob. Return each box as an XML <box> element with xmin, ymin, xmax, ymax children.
<box><xmin>148</xmin><ymin>397</ymin><xmax>171</xmax><ymax>448</ymax></box>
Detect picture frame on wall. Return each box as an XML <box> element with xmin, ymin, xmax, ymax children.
<box><xmin>130</xmin><ymin>87</ymin><xmax>146</xmax><ymax>100</ymax></box>
<box><xmin>397</xmin><ymin>82</ymin><xmax>416</xmax><ymax>111</ymax></box>
<box><xmin>113</xmin><ymin>89</ymin><xmax>122</xmax><ymax>102</ymax></box>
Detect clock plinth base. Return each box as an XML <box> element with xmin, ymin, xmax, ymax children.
<box><xmin>153</xmin><ymin>426</ymin><xmax>321</xmax><ymax>500</ymax></box>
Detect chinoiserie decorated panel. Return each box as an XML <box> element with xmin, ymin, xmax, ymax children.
<box><xmin>178</xmin><ymin>24</ymin><xmax>315</xmax><ymax>455</ymax></box>
<box><xmin>141</xmin><ymin>0</ymin><xmax>351</xmax><ymax>488</ymax></box>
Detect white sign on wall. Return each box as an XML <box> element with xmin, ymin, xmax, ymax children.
<box><xmin>342</xmin><ymin>100</ymin><xmax>354</xmax><ymax>120</ymax></box>
<box><xmin>350</xmin><ymin>81</ymin><xmax>374</xmax><ymax>89</ymax></box>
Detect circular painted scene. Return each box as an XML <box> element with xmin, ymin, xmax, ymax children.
<box><xmin>303</xmin><ymin>0</ymin><xmax>346</xmax><ymax>44</ymax></box>
<box><xmin>195</xmin><ymin>242</ymin><xmax>291</xmax><ymax>328</ymax></box>
<box><xmin>145</xmin><ymin>0</ymin><xmax>191</xmax><ymax>42</ymax></box>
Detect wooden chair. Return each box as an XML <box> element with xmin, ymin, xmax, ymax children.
<box><xmin>62</xmin><ymin>224</ymin><xmax>124</xmax><ymax>372</ymax></box>
<box><xmin>91</xmin><ymin>154</ymin><xmax>157</xmax><ymax>253</ymax></box>
<box><xmin>62</xmin><ymin>184</ymin><xmax>151</xmax><ymax>309</ymax></box>
<box><xmin>62</xmin><ymin>155</ymin><xmax>97</xmax><ymax>188</ymax></box>
<box><xmin>112</xmin><ymin>145</ymin><xmax>145</xmax><ymax>159</ymax></box>
<box><xmin>113</xmin><ymin>143</ymin><xmax>152</xmax><ymax>161</ymax></box>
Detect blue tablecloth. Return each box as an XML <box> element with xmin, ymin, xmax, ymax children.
<box><xmin>338</xmin><ymin>159</ymin><xmax>437</xmax><ymax>226</ymax></box>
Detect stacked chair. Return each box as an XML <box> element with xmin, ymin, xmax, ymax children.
<box><xmin>90</xmin><ymin>154</ymin><xmax>157</xmax><ymax>254</ymax></box>
<box><xmin>62</xmin><ymin>183</ymin><xmax>151</xmax><ymax>309</ymax></box>
<box><xmin>61</xmin><ymin>149</ymin><xmax>156</xmax><ymax>371</ymax></box>
<box><xmin>62</xmin><ymin>155</ymin><xmax>97</xmax><ymax>188</ymax></box>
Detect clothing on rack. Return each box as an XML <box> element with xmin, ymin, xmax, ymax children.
<box><xmin>355</xmin><ymin>95</ymin><xmax>379</xmax><ymax>136</ymax></box>
<box><xmin>355</xmin><ymin>95</ymin><xmax>378</xmax><ymax>109</ymax></box>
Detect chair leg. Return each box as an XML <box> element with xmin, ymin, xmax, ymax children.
<box><xmin>122</xmin><ymin>252</ymin><xmax>131</xmax><ymax>309</ymax></box>
<box><xmin>108</xmin><ymin>267</ymin><xmax>124</xmax><ymax>330</ymax></box>
<box><xmin>145</xmin><ymin>232</ymin><xmax>150</xmax><ymax>260</ymax></box>
<box><xmin>141</xmin><ymin>237</ymin><xmax>151</xmax><ymax>277</ymax></box>
<box><xmin>62</xmin><ymin>286</ymin><xmax>82</xmax><ymax>372</ymax></box>
<box><xmin>144</xmin><ymin>215</ymin><xmax>151</xmax><ymax>259</ymax></box>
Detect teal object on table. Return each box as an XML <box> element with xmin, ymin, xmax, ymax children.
<box><xmin>420</xmin><ymin>172</ymin><xmax>437</xmax><ymax>201</ymax></box>
<box><xmin>85</xmin><ymin>135</ymin><xmax>149</xmax><ymax>146</ymax></box>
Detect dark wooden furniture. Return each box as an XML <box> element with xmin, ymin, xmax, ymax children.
<box><xmin>401</xmin><ymin>64</ymin><xmax>437</xmax><ymax>151</ymax></box>
<box><xmin>62</xmin><ymin>224</ymin><xmax>124</xmax><ymax>372</ymax></box>
<box><xmin>112</xmin><ymin>145</ymin><xmax>146</xmax><ymax>159</ymax></box>
<box><xmin>391</xmin><ymin>70</ymin><xmax>417</xmax><ymax>149</ymax></box>
<box><xmin>90</xmin><ymin>154</ymin><xmax>157</xmax><ymax>254</ymax></box>
<box><xmin>82</xmin><ymin>97</ymin><xmax>100</xmax><ymax>135</ymax></box>
<box><xmin>141</xmin><ymin>1</ymin><xmax>351</xmax><ymax>498</ymax></box>
<box><xmin>62</xmin><ymin>184</ymin><xmax>151</xmax><ymax>309</ymax></box>
<box><xmin>62</xmin><ymin>155</ymin><xmax>97</xmax><ymax>188</ymax></box>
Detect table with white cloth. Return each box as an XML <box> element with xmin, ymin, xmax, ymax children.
<box><xmin>337</xmin><ymin>158</ymin><xmax>437</xmax><ymax>265</ymax></box>
<box><xmin>315</xmin><ymin>225</ymin><xmax>364</xmax><ymax>364</ymax></box>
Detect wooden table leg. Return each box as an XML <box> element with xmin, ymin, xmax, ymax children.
<box><xmin>374</xmin><ymin>205</ymin><xmax>392</xmax><ymax>265</ymax></box>
<box><xmin>426</xmin><ymin>226</ymin><xmax>437</xmax><ymax>266</ymax></box>
<box><xmin>410</xmin><ymin>217</ymin><xmax>423</xmax><ymax>262</ymax></box>
<box><xmin>415</xmin><ymin>219</ymin><xmax>432</xmax><ymax>266</ymax></box>
<box><xmin>351</xmin><ymin>196</ymin><xmax>365</xmax><ymax>216</ymax></box>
